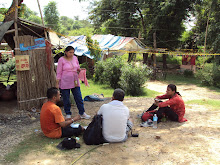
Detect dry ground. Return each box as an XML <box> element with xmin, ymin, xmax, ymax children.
<box><xmin>0</xmin><ymin>81</ymin><xmax>220</xmax><ymax>165</ymax></box>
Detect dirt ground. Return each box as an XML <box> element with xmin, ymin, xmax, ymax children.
<box><xmin>0</xmin><ymin>81</ymin><xmax>220</xmax><ymax>165</ymax></box>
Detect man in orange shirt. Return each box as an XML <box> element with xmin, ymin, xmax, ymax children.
<box><xmin>40</xmin><ymin>87</ymin><xmax>83</xmax><ymax>138</ymax></box>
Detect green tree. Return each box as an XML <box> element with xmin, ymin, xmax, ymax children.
<box><xmin>0</xmin><ymin>7</ymin><xmax>7</xmax><ymax>22</ymax></box>
<box><xmin>90</xmin><ymin>0</ymin><xmax>139</xmax><ymax>37</ymax></box>
<box><xmin>86</xmin><ymin>35</ymin><xmax>101</xmax><ymax>62</ymax></box>
<box><xmin>18</xmin><ymin>4</ymin><xmax>42</xmax><ymax>24</ymax></box>
<box><xmin>194</xmin><ymin>0</ymin><xmax>220</xmax><ymax>53</ymax></box>
<box><xmin>44</xmin><ymin>1</ymin><xmax>60</xmax><ymax>32</ymax></box>
<box><xmin>68</xmin><ymin>27</ymin><xmax>94</xmax><ymax>36</ymax></box>
<box><xmin>28</xmin><ymin>15</ymin><xmax>42</xmax><ymax>24</ymax></box>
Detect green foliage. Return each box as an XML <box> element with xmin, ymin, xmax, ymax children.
<box><xmin>156</xmin><ymin>54</ymin><xmax>182</xmax><ymax>65</ymax></box>
<box><xmin>186</xmin><ymin>99</ymin><xmax>220</xmax><ymax>111</ymax></box>
<box><xmin>0</xmin><ymin>58</ymin><xmax>16</xmax><ymax>76</ymax></box>
<box><xmin>195</xmin><ymin>63</ymin><xmax>220</xmax><ymax>88</ymax></box>
<box><xmin>80</xmin><ymin>79</ymin><xmax>114</xmax><ymax>98</ymax></box>
<box><xmin>90</xmin><ymin>0</ymin><xmax>139</xmax><ymax>37</ymax></box>
<box><xmin>0</xmin><ymin>7</ymin><xmax>7</xmax><ymax>22</ymax></box>
<box><xmin>86</xmin><ymin>35</ymin><xmax>102</xmax><ymax>62</ymax></box>
<box><xmin>119</xmin><ymin>64</ymin><xmax>152</xmax><ymax>96</ymax></box>
<box><xmin>183</xmin><ymin>69</ymin><xmax>194</xmax><ymax>77</ymax></box>
<box><xmin>93</xmin><ymin>59</ymin><xmax>105</xmax><ymax>83</ymax></box>
<box><xmin>59</xmin><ymin>16</ymin><xmax>93</xmax><ymax>35</ymax></box>
<box><xmin>68</xmin><ymin>27</ymin><xmax>94</xmax><ymax>36</ymax></box>
<box><xmin>94</xmin><ymin>56</ymin><xmax>152</xmax><ymax>96</ymax></box>
<box><xmin>18</xmin><ymin>4</ymin><xmax>42</xmax><ymax>24</ymax></box>
<box><xmin>195</xmin><ymin>56</ymin><xmax>211</xmax><ymax>67</ymax></box>
<box><xmin>94</xmin><ymin>56</ymin><xmax>124</xmax><ymax>89</ymax></box>
<box><xmin>44</xmin><ymin>1</ymin><xmax>60</xmax><ymax>32</ymax></box>
<box><xmin>194</xmin><ymin>0</ymin><xmax>220</xmax><ymax>53</ymax></box>
<box><xmin>28</xmin><ymin>15</ymin><xmax>42</xmax><ymax>24</ymax></box>
<box><xmin>80</xmin><ymin>62</ymin><xmax>92</xmax><ymax>79</ymax></box>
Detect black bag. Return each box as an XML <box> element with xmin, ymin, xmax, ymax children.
<box><xmin>83</xmin><ymin>115</ymin><xmax>104</xmax><ymax>145</ymax></box>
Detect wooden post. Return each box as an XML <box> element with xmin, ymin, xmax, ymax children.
<box><xmin>14</xmin><ymin>0</ymin><xmax>19</xmax><ymax>48</ymax></box>
<box><xmin>153</xmin><ymin>32</ymin><xmax>157</xmax><ymax>79</ymax></box>
<box><xmin>37</xmin><ymin>0</ymin><xmax>48</xmax><ymax>39</ymax></box>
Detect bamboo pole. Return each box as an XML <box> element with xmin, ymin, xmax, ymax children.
<box><xmin>37</xmin><ymin>0</ymin><xmax>48</xmax><ymax>39</ymax></box>
<box><xmin>14</xmin><ymin>0</ymin><xmax>18</xmax><ymax>48</ymax></box>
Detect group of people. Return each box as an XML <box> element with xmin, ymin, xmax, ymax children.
<box><xmin>40</xmin><ymin>46</ymin><xmax>187</xmax><ymax>143</ymax></box>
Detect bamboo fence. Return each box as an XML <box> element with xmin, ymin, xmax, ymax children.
<box><xmin>14</xmin><ymin>35</ymin><xmax>56</xmax><ymax>110</ymax></box>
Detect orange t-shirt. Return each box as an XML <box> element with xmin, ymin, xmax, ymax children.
<box><xmin>40</xmin><ymin>101</ymin><xmax>65</xmax><ymax>138</ymax></box>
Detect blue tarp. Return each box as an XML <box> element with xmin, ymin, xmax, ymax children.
<box><xmin>60</xmin><ymin>35</ymin><xmax>147</xmax><ymax>59</ymax></box>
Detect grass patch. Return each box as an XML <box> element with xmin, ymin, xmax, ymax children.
<box><xmin>4</xmin><ymin>131</ymin><xmax>99</xmax><ymax>164</ymax></box>
<box><xmin>4</xmin><ymin>133</ymin><xmax>61</xmax><ymax>163</ymax></box>
<box><xmin>138</xmin><ymin>87</ymin><xmax>160</xmax><ymax>98</ymax></box>
<box><xmin>80</xmin><ymin>79</ymin><xmax>114</xmax><ymax>98</ymax></box>
<box><xmin>185</xmin><ymin>99</ymin><xmax>220</xmax><ymax>110</ymax></box>
<box><xmin>80</xmin><ymin>79</ymin><xmax>160</xmax><ymax>98</ymax></box>
<box><xmin>163</xmin><ymin>73</ymin><xmax>220</xmax><ymax>93</ymax></box>
<box><xmin>163</xmin><ymin>74</ymin><xmax>200</xmax><ymax>85</ymax></box>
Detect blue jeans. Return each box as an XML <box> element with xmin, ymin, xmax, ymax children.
<box><xmin>61</xmin><ymin>87</ymin><xmax>85</xmax><ymax>115</ymax></box>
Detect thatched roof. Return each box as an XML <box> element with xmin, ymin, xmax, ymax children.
<box><xmin>0</xmin><ymin>18</ymin><xmax>48</xmax><ymax>49</ymax></box>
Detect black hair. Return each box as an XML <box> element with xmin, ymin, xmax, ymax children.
<box><xmin>65</xmin><ymin>46</ymin><xmax>75</xmax><ymax>53</ymax></box>
<box><xmin>167</xmin><ymin>84</ymin><xmax>181</xmax><ymax>96</ymax></box>
<box><xmin>47</xmin><ymin>87</ymin><xmax>59</xmax><ymax>99</ymax></box>
<box><xmin>113</xmin><ymin>88</ymin><xmax>125</xmax><ymax>101</ymax></box>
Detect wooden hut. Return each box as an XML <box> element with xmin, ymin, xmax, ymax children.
<box><xmin>1</xmin><ymin>2</ymin><xmax>56</xmax><ymax>110</ymax></box>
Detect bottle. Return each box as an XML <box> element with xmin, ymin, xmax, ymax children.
<box><xmin>153</xmin><ymin>114</ymin><xmax>158</xmax><ymax>129</ymax></box>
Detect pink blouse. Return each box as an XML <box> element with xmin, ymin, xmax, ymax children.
<box><xmin>56</xmin><ymin>56</ymin><xmax>80</xmax><ymax>89</ymax></box>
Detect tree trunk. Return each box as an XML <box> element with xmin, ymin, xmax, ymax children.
<box><xmin>143</xmin><ymin>53</ymin><xmax>148</xmax><ymax>65</ymax></box>
<box><xmin>162</xmin><ymin>54</ymin><xmax>167</xmax><ymax>69</ymax></box>
<box><xmin>128</xmin><ymin>53</ymin><xmax>134</xmax><ymax>63</ymax></box>
<box><xmin>4</xmin><ymin>0</ymin><xmax>24</xmax><ymax>22</ymax></box>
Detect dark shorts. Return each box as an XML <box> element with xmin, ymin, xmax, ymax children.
<box><xmin>61</xmin><ymin>125</ymin><xmax>83</xmax><ymax>138</ymax></box>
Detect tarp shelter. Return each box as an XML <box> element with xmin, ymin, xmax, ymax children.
<box><xmin>92</xmin><ymin>34</ymin><xmax>147</xmax><ymax>52</ymax></box>
<box><xmin>60</xmin><ymin>34</ymin><xmax>148</xmax><ymax>60</ymax></box>
<box><xmin>60</xmin><ymin>35</ymin><xmax>93</xmax><ymax>59</ymax></box>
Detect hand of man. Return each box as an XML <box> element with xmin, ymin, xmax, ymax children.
<box><xmin>72</xmin><ymin>114</ymin><xmax>81</xmax><ymax>122</ymax></box>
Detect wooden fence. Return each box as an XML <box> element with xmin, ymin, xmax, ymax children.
<box><xmin>15</xmin><ymin>35</ymin><xmax>56</xmax><ymax>110</ymax></box>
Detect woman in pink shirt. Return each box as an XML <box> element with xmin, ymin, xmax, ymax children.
<box><xmin>56</xmin><ymin>46</ymin><xmax>90</xmax><ymax>119</ymax></box>
<box><xmin>146</xmin><ymin>84</ymin><xmax>186</xmax><ymax>123</ymax></box>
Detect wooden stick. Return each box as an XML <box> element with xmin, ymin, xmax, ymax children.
<box><xmin>14</xmin><ymin>0</ymin><xmax>19</xmax><ymax>48</ymax></box>
<box><xmin>36</xmin><ymin>0</ymin><xmax>48</xmax><ymax>39</ymax></box>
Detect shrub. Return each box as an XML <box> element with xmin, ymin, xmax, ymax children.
<box><xmin>212</xmin><ymin>63</ymin><xmax>220</xmax><ymax>88</ymax></box>
<box><xmin>94</xmin><ymin>56</ymin><xmax>124</xmax><ymax>89</ymax></box>
<box><xmin>195</xmin><ymin>63</ymin><xmax>220</xmax><ymax>88</ymax></box>
<box><xmin>93</xmin><ymin>60</ymin><xmax>105</xmax><ymax>83</ymax></box>
<box><xmin>183</xmin><ymin>69</ymin><xmax>194</xmax><ymax>77</ymax></box>
<box><xmin>119</xmin><ymin>64</ymin><xmax>152</xmax><ymax>96</ymax></box>
<box><xmin>0</xmin><ymin>58</ymin><xmax>16</xmax><ymax>76</ymax></box>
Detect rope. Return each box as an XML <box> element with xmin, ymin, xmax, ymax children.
<box><xmin>71</xmin><ymin>144</ymin><xmax>108</xmax><ymax>165</ymax></box>
<box><xmin>49</xmin><ymin>30</ymin><xmax>220</xmax><ymax>56</ymax></box>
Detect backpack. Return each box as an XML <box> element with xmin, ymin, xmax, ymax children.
<box><xmin>141</xmin><ymin>110</ymin><xmax>156</xmax><ymax>122</ymax></box>
<box><xmin>84</xmin><ymin>95</ymin><xmax>104</xmax><ymax>102</ymax></box>
<box><xmin>83</xmin><ymin>115</ymin><xmax>104</xmax><ymax>145</ymax></box>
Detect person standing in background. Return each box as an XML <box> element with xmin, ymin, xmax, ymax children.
<box><xmin>56</xmin><ymin>46</ymin><xmax>90</xmax><ymax>119</ymax></box>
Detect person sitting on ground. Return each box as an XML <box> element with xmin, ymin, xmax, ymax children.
<box><xmin>146</xmin><ymin>84</ymin><xmax>187</xmax><ymax>123</ymax></box>
<box><xmin>40</xmin><ymin>87</ymin><xmax>83</xmax><ymax>138</ymax></box>
<box><xmin>97</xmin><ymin>88</ymin><xmax>133</xmax><ymax>143</ymax></box>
